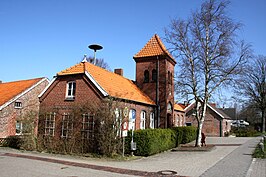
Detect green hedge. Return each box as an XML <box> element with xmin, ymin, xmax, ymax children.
<box><xmin>172</xmin><ymin>126</ymin><xmax>197</xmax><ymax>145</ymax></box>
<box><xmin>125</xmin><ymin>126</ymin><xmax>197</xmax><ymax>156</ymax></box>
<box><xmin>2</xmin><ymin>136</ymin><xmax>22</xmax><ymax>149</ymax></box>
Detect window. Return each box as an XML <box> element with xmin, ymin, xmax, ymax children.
<box><xmin>66</xmin><ymin>81</ymin><xmax>76</xmax><ymax>99</ymax></box>
<box><xmin>186</xmin><ymin>122</ymin><xmax>192</xmax><ymax>126</ymax></box>
<box><xmin>129</xmin><ymin>109</ymin><xmax>136</xmax><ymax>130</ymax></box>
<box><xmin>144</xmin><ymin>70</ymin><xmax>149</xmax><ymax>83</ymax></box>
<box><xmin>16</xmin><ymin>121</ymin><xmax>23</xmax><ymax>135</ymax></box>
<box><xmin>61</xmin><ymin>113</ymin><xmax>73</xmax><ymax>138</ymax></box>
<box><xmin>152</xmin><ymin>69</ymin><xmax>157</xmax><ymax>82</ymax></box>
<box><xmin>81</xmin><ymin>113</ymin><xmax>94</xmax><ymax>139</ymax></box>
<box><xmin>45</xmin><ymin>113</ymin><xmax>56</xmax><ymax>136</ymax></box>
<box><xmin>114</xmin><ymin>108</ymin><xmax>122</xmax><ymax>137</ymax></box>
<box><xmin>150</xmin><ymin>112</ymin><xmax>154</xmax><ymax>129</ymax></box>
<box><xmin>140</xmin><ymin>111</ymin><xmax>146</xmax><ymax>129</ymax></box>
<box><xmin>14</xmin><ymin>101</ymin><xmax>22</xmax><ymax>109</ymax></box>
<box><xmin>168</xmin><ymin>71</ymin><xmax>173</xmax><ymax>84</ymax></box>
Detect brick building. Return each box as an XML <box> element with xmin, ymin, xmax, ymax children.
<box><xmin>0</xmin><ymin>78</ymin><xmax>49</xmax><ymax>138</ymax></box>
<box><xmin>174</xmin><ymin>104</ymin><xmax>186</xmax><ymax>127</ymax></box>
<box><xmin>184</xmin><ymin>101</ymin><xmax>232</xmax><ymax>137</ymax></box>
<box><xmin>38</xmin><ymin>34</ymin><xmax>176</xmax><ymax>143</ymax></box>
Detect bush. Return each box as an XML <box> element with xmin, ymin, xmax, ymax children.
<box><xmin>126</xmin><ymin>129</ymin><xmax>176</xmax><ymax>156</ymax></box>
<box><xmin>231</xmin><ymin>127</ymin><xmax>262</xmax><ymax>137</ymax></box>
<box><xmin>2</xmin><ymin>136</ymin><xmax>22</xmax><ymax>149</ymax></box>
<box><xmin>126</xmin><ymin>127</ymin><xmax>197</xmax><ymax>156</ymax></box>
<box><xmin>174</xmin><ymin>126</ymin><xmax>197</xmax><ymax>144</ymax></box>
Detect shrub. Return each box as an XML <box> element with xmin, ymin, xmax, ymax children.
<box><xmin>231</xmin><ymin>127</ymin><xmax>262</xmax><ymax>137</ymax></box>
<box><xmin>126</xmin><ymin>126</ymin><xmax>197</xmax><ymax>156</ymax></box>
<box><xmin>2</xmin><ymin>136</ymin><xmax>22</xmax><ymax>149</ymax></box>
<box><xmin>126</xmin><ymin>129</ymin><xmax>176</xmax><ymax>156</ymax></box>
<box><xmin>172</xmin><ymin>126</ymin><xmax>197</xmax><ymax>145</ymax></box>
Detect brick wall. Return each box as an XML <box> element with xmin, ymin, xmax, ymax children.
<box><xmin>185</xmin><ymin>108</ymin><xmax>224</xmax><ymax>137</ymax></box>
<box><xmin>39</xmin><ymin>74</ymin><xmax>156</xmax><ymax>138</ymax></box>
<box><xmin>0</xmin><ymin>79</ymin><xmax>48</xmax><ymax>138</ymax></box>
<box><xmin>135</xmin><ymin>56</ymin><xmax>175</xmax><ymax>128</ymax></box>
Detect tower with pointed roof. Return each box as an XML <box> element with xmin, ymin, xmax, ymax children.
<box><xmin>133</xmin><ymin>34</ymin><xmax>176</xmax><ymax>128</ymax></box>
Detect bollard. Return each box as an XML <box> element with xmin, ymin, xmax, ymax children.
<box><xmin>259</xmin><ymin>139</ymin><xmax>264</xmax><ymax>153</ymax></box>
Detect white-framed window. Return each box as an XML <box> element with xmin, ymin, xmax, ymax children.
<box><xmin>61</xmin><ymin>113</ymin><xmax>73</xmax><ymax>138</ymax></box>
<box><xmin>81</xmin><ymin>113</ymin><xmax>94</xmax><ymax>139</ymax></box>
<box><xmin>45</xmin><ymin>113</ymin><xmax>56</xmax><ymax>136</ymax></box>
<box><xmin>16</xmin><ymin>121</ymin><xmax>23</xmax><ymax>135</ymax></box>
<box><xmin>129</xmin><ymin>109</ymin><xmax>136</xmax><ymax>130</ymax></box>
<box><xmin>66</xmin><ymin>81</ymin><xmax>76</xmax><ymax>99</ymax></box>
<box><xmin>14</xmin><ymin>101</ymin><xmax>22</xmax><ymax>109</ymax></box>
<box><xmin>150</xmin><ymin>112</ymin><xmax>154</xmax><ymax>129</ymax></box>
<box><xmin>114</xmin><ymin>108</ymin><xmax>122</xmax><ymax>137</ymax></box>
<box><xmin>140</xmin><ymin>111</ymin><xmax>146</xmax><ymax>129</ymax></box>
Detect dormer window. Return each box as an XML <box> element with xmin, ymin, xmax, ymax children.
<box><xmin>66</xmin><ymin>81</ymin><xmax>76</xmax><ymax>100</ymax></box>
<box><xmin>14</xmin><ymin>101</ymin><xmax>22</xmax><ymax>109</ymax></box>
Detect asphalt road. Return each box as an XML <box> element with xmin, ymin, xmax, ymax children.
<box><xmin>0</xmin><ymin>137</ymin><xmax>264</xmax><ymax>177</ymax></box>
<box><xmin>0</xmin><ymin>153</ymin><xmax>134</xmax><ymax>177</ymax></box>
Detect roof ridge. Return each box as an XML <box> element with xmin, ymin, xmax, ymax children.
<box><xmin>0</xmin><ymin>77</ymin><xmax>44</xmax><ymax>85</ymax></box>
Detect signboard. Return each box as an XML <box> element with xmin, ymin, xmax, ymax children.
<box><xmin>122</xmin><ymin>122</ymin><xmax>128</xmax><ymax>137</ymax></box>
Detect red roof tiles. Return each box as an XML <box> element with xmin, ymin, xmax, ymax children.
<box><xmin>133</xmin><ymin>34</ymin><xmax>176</xmax><ymax>63</ymax></box>
<box><xmin>57</xmin><ymin>62</ymin><xmax>155</xmax><ymax>105</ymax></box>
<box><xmin>0</xmin><ymin>78</ymin><xmax>44</xmax><ymax>107</ymax></box>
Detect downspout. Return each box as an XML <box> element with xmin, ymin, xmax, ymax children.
<box><xmin>220</xmin><ymin>119</ymin><xmax>223</xmax><ymax>137</ymax></box>
<box><xmin>156</xmin><ymin>56</ymin><xmax>160</xmax><ymax>128</ymax></box>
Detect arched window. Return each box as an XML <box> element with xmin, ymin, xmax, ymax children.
<box><xmin>152</xmin><ymin>69</ymin><xmax>157</xmax><ymax>82</ymax></box>
<box><xmin>114</xmin><ymin>108</ymin><xmax>122</xmax><ymax>137</ymax></box>
<box><xmin>168</xmin><ymin>71</ymin><xmax>173</xmax><ymax>85</ymax></box>
<box><xmin>144</xmin><ymin>70</ymin><xmax>149</xmax><ymax>83</ymax></box>
<box><xmin>129</xmin><ymin>109</ymin><xmax>136</xmax><ymax>130</ymax></box>
<box><xmin>140</xmin><ymin>111</ymin><xmax>146</xmax><ymax>129</ymax></box>
<box><xmin>150</xmin><ymin>112</ymin><xmax>154</xmax><ymax>129</ymax></box>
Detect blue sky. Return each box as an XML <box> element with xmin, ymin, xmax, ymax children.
<box><xmin>1</xmin><ymin>0</ymin><xmax>265</xmax><ymax>84</ymax></box>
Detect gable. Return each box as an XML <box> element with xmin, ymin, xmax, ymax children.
<box><xmin>184</xmin><ymin>100</ymin><xmax>231</xmax><ymax>119</ymax></box>
<box><xmin>133</xmin><ymin>34</ymin><xmax>176</xmax><ymax>64</ymax></box>
<box><xmin>42</xmin><ymin>62</ymin><xmax>155</xmax><ymax>105</ymax></box>
<box><xmin>0</xmin><ymin>78</ymin><xmax>48</xmax><ymax>110</ymax></box>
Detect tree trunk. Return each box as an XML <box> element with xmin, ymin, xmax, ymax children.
<box><xmin>262</xmin><ymin>109</ymin><xmax>265</xmax><ymax>132</ymax></box>
<box><xmin>195</xmin><ymin>120</ymin><xmax>204</xmax><ymax>147</ymax></box>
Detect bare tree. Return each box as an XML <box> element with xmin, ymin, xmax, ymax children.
<box><xmin>234</xmin><ymin>55</ymin><xmax>266</xmax><ymax>132</ymax></box>
<box><xmin>83</xmin><ymin>56</ymin><xmax>111</xmax><ymax>71</ymax></box>
<box><xmin>165</xmin><ymin>0</ymin><xmax>251</xmax><ymax>146</ymax></box>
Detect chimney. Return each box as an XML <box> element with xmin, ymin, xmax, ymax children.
<box><xmin>114</xmin><ymin>68</ymin><xmax>123</xmax><ymax>76</ymax></box>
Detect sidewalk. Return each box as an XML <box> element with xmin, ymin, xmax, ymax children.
<box><xmin>0</xmin><ymin>137</ymin><xmax>264</xmax><ymax>177</ymax></box>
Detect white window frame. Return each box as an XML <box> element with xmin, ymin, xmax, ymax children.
<box><xmin>81</xmin><ymin>113</ymin><xmax>95</xmax><ymax>139</ymax></box>
<box><xmin>61</xmin><ymin>113</ymin><xmax>73</xmax><ymax>138</ymax></box>
<box><xmin>16</xmin><ymin>121</ymin><xmax>23</xmax><ymax>135</ymax></box>
<box><xmin>45</xmin><ymin>112</ymin><xmax>56</xmax><ymax>136</ymax></box>
<box><xmin>66</xmin><ymin>81</ymin><xmax>76</xmax><ymax>99</ymax></box>
<box><xmin>150</xmin><ymin>112</ymin><xmax>154</xmax><ymax>129</ymax></box>
<box><xmin>114</xmin><ymin>108</ymin><xmax>122</xmax><ymax>137</ymax></box>
<box><xmin>14</xmin><ymin>101</ymin><xmax>22</xmax><ymax>109</ymax></box>
<box><xmin>140</xmin><ymin>111</ymin><xmax>146</xmax><ymax>130</ymax></box>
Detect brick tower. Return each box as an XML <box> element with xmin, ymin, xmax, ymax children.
<box><xmin>133</xmin><ymin>34</ymin><xmax>176</xmax><ymax>128</ymax></box>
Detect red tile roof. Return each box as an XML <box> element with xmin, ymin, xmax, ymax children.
<box><xmin>174</xmin><ymin>104</ymin><xmax>184</xmax><ymax>112</ymax></box>
<box><xmin>0</xmin><ymin>78</ymin><xmax>44</xmax><ymax>107</ymax></box>
<box><xmin>57</xmin><ymin>62</ymin><xmax>155</xmax><ymax>105</ymax></box>
<box><xmin>133</xmin><ymin>34</ymin><xmax>176</xmax><ymax>63</ymax></box>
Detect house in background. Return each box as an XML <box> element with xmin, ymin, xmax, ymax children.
<box><xmin>174</xmin><ymin>103</ymin><xmax>186</xmax><ymax>127</ymax></box>
<box><xmin>0</xmin><ymin>78</ymin><xmax>49</xmax><ymax>138</ymax></box>
<box><xmin>184</xmin><ymin>101</ymin><xmax>232</xmax><ymax>137</ymax></box>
